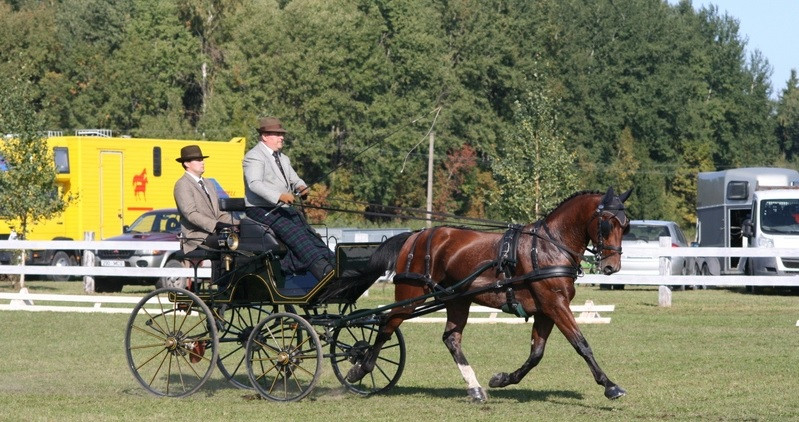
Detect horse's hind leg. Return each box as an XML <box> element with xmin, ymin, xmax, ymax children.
<box><xmin>552</xmin><ymin>308</ymin><xmax>626</xmax><ymax>400</ymax></box>
<box><xmin>345</xmin><ymin>315</ymin><xmax>402</xmax><ymax>383</ymax></box>
<box><xmin>442</xmin><ymin>301</ymin><xmax>487</xmax><ymax>403</ymax></box>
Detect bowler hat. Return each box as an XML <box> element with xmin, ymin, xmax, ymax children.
<box><xmin>257</xmin><ymin>116</ymin><xmax>287</xmax><ymax>134</ymax></box>
<box><xmin>176</xmin><ymin>145</ymin><xmax>209</xmax><ymax>162</ymax></box>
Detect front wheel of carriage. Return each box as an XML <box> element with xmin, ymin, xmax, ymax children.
<box><xmin>245</xmin><ymin>312</ymin><xmax>323</xmax><ymax>402</ymax></box>
<box><xmin>330</xmin><ymin>324</ymin><xmax>406</xmax><ymax>396</ymax></box>
<box><xmin>124</xmin><ymin>287</ymin><xmax>219</xmax><ymax>398</ymax></box>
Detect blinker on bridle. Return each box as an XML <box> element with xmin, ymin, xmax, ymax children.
<box><xmin>589</xmin><ymin>202</ymin><xmax>628</xmax><ymax>262</ymax></box>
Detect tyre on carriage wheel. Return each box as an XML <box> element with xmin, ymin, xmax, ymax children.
<box><xmin>124</xmin><ymin>287</ymin><xmax>219</xmax><ymax>398</ymax></box>
<box><xmin>213</xmin><ymin>303</ymin><xmax>281</xmax><ymax>390</ymax></box>
<box><xmin>330</xmin><ymin>323</ymin><xmax>406</xmax><ymax>396</ymax></box>
<box><xmin>245</xmin><ymin>312</ymin><xmax>322</xmax><ymax>402</ymax></box>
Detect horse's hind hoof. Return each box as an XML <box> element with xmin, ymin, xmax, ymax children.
<box><xmin>467</xmin><ymin>387</ymin><xmax>487</xmax><ymax>403</ymax></box>
<box><xmin>605</xmin><ymin>385</ymin><xmax>627</xmax><ymax>400</ymax></box>
<box><xmin>346</xmin><ymin>363</ymin><xmax>366</xmax><ymax>383</ymax></box>
<box><xmin>488</xmin><ymin>372</ymin><xmax>510</xmax><ymax>388</ymax></box>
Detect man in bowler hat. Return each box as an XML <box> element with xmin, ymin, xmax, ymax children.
<box><xmin>173</xmin><ymin>145</ymin><xmax>236</xmax><ymax>253</ymax></box>
<box><xmin>243</xmin><ymin>117</ymin><xmax>335</xmax><ymax>280</ymax></box>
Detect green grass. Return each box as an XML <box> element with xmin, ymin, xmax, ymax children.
<box><xmin>1</xmin><ymin>281</ymin><xmax>798</xmax><ymax>421</ymax></box>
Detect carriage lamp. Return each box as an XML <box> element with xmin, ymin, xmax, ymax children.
<box><xmin>217</xmin><ymin>228</ymin><xmax>239</xmax><ymax>250</ymax></box>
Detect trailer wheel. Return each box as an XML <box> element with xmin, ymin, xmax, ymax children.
<box><xmin>47</xmin><ymin>251</ymin><xmax>76</xmax><ymax>282</ymax></box>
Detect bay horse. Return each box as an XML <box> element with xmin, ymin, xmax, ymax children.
<box><xmin>348</xmin><ymin>187</ymin><xmax>631</xmax><ymax>402</ymax></box>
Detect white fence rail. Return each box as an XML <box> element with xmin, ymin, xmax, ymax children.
<box><xmin>2</xmin><ymin>239</ymin><xmax>799</xmax><ymax>286</ymax></box>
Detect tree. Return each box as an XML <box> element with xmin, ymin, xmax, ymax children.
<box><xmin>491</xmin><ymin>90</ymin><xmax>579</xmax><ymax>222</ymax></box>
<box><xmin>0</xmin><ymin>79</ymin><xmax>73</xmax><ymax>288</ymax></box>
<box><xmin>776</xmin><ymin>70</ymin><xmax>799</xmax><ymax>162</ymax></box>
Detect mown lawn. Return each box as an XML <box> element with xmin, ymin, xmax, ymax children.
<box><xmin>0</xmin><ymin>281</ymin><xmax>797</xmax><ymax>421</ymax></box>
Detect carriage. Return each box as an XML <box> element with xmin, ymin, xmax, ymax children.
<box><xmin>124</xmin><ymin>188</ymin><xmax>631</xmax><ymax>403</ymax></box>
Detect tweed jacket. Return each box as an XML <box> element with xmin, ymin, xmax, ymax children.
<box><xmin>243</xmin><ymin>142</ymin><xmax>305</xmax><ymax>207</ymax></box>
<box><xmin>173</xmin><ymin>172</ymin><xmax>234</xmax><ymax>252</ymax></box>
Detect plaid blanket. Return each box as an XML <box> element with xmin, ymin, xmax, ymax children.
<box><xmin>245</xmin><ymin>206</ymin><xmax>333</xmax><ymax>273</ymax></box>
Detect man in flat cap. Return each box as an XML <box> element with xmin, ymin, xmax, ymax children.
<box><xmin>174</xmin><ymin>145</ymin><xmax>236</xmax><ymax>253</ymax></box>
<box><xmin>243</xmin><ymin>117</ymin><xmax>335</xmax><ymax>281</ymax></box>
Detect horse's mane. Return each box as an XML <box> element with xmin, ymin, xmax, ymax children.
<box><xmin>541</xmin><ymin>190</ymin><xmax>603</xmax><ymax>220</ymax></box>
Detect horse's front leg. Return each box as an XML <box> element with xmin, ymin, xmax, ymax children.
<box><xmin>489</xmin><ymin>313</ymin><xmax>554</xmax><ymax>388</ymax></box>
<box><xmin>442</xmin><ymin>302</ymin><xmax>487</xmax><ymax>403</ymax></box>
<box><xmin>552</xmin><ymin>308</ymin><xmax>626</xmax><ymax>400</ymax></box>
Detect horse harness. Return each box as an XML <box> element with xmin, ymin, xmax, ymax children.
<box><xmin>393</xmin><ymin>224</ymin><xmax>582</xmax><ymax>320</ymax></box>
<box><xmin>392</xmin><ymin>200</ymin><xmax>627</xmax><ymax>320</ymax></box>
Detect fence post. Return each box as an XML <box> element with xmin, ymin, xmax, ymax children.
<box><xmin>658</xmin><ymin>236</ymin><xmax>672</xmax><ymax>306</ymax></box>
<box><xmin>83</xmin><ymin>232</ymin><xmax>95</xmax><ymax>293</ymax></box>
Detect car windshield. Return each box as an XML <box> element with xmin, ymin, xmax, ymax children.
<box><xmin>759</xmin><ymin>199</ymin><xmax>799</xmax><ymax>234</ymax></box>
<box><xmin>624</xmin><ymin>223</ymin><xmax>687</xmax><ymax>245</ymax></box>
<box><xmin>128</xmin><ymin>212</ymin><xmax>181</xmax><ymax>234</ymax></box>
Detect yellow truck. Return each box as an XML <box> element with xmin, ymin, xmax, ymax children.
<box><xmin>0</xmin><ymin>131</ymin><xmax>246</xmax><ymax>280</ymax></box>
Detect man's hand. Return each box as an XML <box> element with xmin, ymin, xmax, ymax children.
<box><xmin>279</xmin><ymin>192</ymin><xmax>295</xmax><ymax>204</ymax></box>
<box><xmin>296</xmin><ymin>185</ymin><xmax>310</xmax><ymax>199</ymax></box>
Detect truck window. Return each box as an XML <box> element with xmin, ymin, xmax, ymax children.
<box><xmin>153</xmin><ymin>147</ymin><xmax>162</xmax><ymax>177</ymax></box>
<box><xmin>54</xmin><ymin>147</ymin><xmax>69</xmax><ymax>173</ymax></box>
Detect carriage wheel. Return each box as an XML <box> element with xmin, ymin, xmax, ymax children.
<box><xmin>214</xmin><ymin>304</ymin><xmax>278</xmax><ymax>389</ymax></box>
<box><xmin>245</xmin><ymin>312</ymin><xmax>322</xmax><ymax>402</ymax></box>
<box><xmin>330</xmin><ymin>324</ymin><xmax>406</xmax><ymax>395</ymax></box>
<box><xmin>124</xmin><ymin>287</ymin><xmax>219</xmax><ymax>398</ymax></box>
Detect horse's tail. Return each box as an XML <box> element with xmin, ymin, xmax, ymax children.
<box><xmin>317</xmin><ymin>231</ymin><xmax>415</xmax><ymax>303</ymax></box>
<box><xmin>362</xmin><ymin>231</ymin><xmax>414</xmax><ymax>280</ymax></box>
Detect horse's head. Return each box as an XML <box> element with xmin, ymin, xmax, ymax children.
<box><xmin>590</xmin><ymin>187</ymin><xmax>631</xmax><ymax>275</ymax></box>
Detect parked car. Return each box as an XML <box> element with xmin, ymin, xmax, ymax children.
<box><xmin>94</xmin><ymin>209</ymin><xmax>185</xmax><ymax>293</ymax></box>
<box><xmin>602</xmin><ymin>220</ymin><xmax>693</xmax><ymax>290</ymax></box>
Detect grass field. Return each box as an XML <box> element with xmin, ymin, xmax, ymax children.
<box><xmin>1</xmin><ymin>281</ymin><xmax>797</xmax><ymax>421</ymax></box>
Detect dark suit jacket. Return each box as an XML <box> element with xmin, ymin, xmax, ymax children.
<box><xmin>173</xmin><ymin>172</ymin><xmax>234</xmax><ymax>252</ymax></box>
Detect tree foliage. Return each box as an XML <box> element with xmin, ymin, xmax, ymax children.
<box><xmin>0</xmin><ymin>79</ymin><xmax>72</xmax><ymax>237</ymax></box>
<box><xmin>0</xmin><ymin>0</ymin><xmax>790</xmax><ymax>228</ymax></box>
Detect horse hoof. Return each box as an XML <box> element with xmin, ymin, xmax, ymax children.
<box><xmin>605</xmin><ymin>385</ymin><xmax>627</xmax><ymax>400</ymax></box>
<box><xmin>488</xmin><ymin>372</ymin><xmax>509</xmax><ymax>388</ymax></box>
<box><xmin>467</xmin><ymin>387</ymin><xmax>487</xmax><ymax>403</ymax></box>
<box><xmin>346</xmin><ymin>363</ymin><xmax>366</xmax><ymax>383</ymax></box>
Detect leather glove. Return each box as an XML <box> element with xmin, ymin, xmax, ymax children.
<box><xmin>215</xmin><ymin>222</ymin><xmax>234</xmax><ymax>231</ymax></box>
<box><xmin>296</xmin><ymin>185</ymin><xmax>310</xmax><ymax>199</ymax></box>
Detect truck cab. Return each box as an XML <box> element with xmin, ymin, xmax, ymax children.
<box><xmin>741</xmin><ymin>188</ymin><xmax>799</xmax><ymax>275</ymax></box>
<box><xmin>695</xmin><ymin>167</ymin><xmax>799</xmax><ymax>276</ymax></box>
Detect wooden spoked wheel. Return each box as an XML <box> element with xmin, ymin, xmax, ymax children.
<box><xmin>213</xmin><ymin>304</ymin><xmax>277</xmax><ymax>389</ymax></box>
<box><xmin>124</xmin><ymin>287</ymin><xmax>219</xmax><ymax>398</ymax></box>
<box><xmin>245</xmin><ymin>312</ymin><xmax>322</xmax><ymax>402</ymax></box>
<box><xmin>330</xmin><ymin>323</ymin><xmax>406</xmax><ymax>395</ymax></box>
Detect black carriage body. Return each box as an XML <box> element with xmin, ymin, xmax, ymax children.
<box><xmin>179</xmin><ymin>201</ymin><xmax>383</xmax><ymax>307</ymax></box>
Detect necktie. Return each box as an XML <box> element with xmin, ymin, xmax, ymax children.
<box><xmin>272</xmin><ymin>151</ymin><xmax>289</xmax><ymax>188</ymax></box>
<box><xmin>198</xmin><ymin>179</ymin><xmax>213</xmax><ymax>205</ymax></box>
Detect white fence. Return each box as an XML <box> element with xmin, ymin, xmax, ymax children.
<box><xmin>0</xmin><ymin>240</ymin><xmax>210</xmax><ymax>278</ymax></box>
<box><xmin>2</xmin><ymin>239</ymin><xmax>799</xmax><ymax>287</ymax></box>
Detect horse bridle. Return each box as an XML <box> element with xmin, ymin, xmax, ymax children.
<box><xmin>587</xmin><ymin>203</ymin><xmax>628</xmax><ymax>263</ymax></box>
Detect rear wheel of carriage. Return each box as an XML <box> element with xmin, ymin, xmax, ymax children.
<box><xmin>330</xmin><ymin>323</ymin><xmax>406</xmax><ymax>396</ymax></box>
<box><xmin>214</xmin><ymin>304</ymin><xmax>279</xmax><ymax>390</ymax></box>
<box><xmin>245</xmin><ymin>312</ymin><xmax>322</xmax><ymax>401</ymax></box>
<box><xmin>124</xmin><ymin>287</ymin><xmax>219</xmax><ymax>398</ymax></box>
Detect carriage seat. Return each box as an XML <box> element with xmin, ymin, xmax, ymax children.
<box><xmin>237</xmin><ymin>217</ymin><xmax>288</xmax><ymax>258</ymax></box>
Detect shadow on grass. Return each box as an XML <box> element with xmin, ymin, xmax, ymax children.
<box><xmin>379</xmin><ymin>385</ymin><xmax>584</xmax><ymax>403</ymax></box>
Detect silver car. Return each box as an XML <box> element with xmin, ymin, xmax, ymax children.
<box><xmin>619</xmin><ymin>220</ymin><xmax>692</xmax><ymax>276</ymax></box>
<box><xmin>600</xmin><ymin>220</ymin><xmax>694</xmax><ymax>290</ymax></box>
